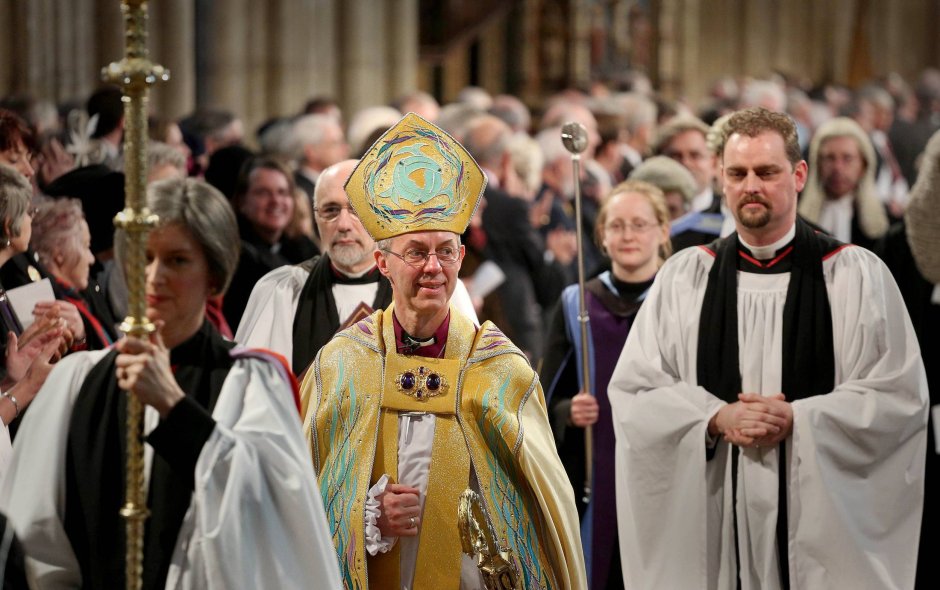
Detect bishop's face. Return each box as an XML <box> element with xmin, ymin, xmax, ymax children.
<box><xmin>721</xmin><ymin>130</ymin><xmax>807</xmax><ymax>246</ymax></box>
<box><xmin>376</xmin><ymin>231</ymin><xmax>464</xmax><ymax>328</ymax></box>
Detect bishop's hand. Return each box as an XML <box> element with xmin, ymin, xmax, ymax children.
<box><xmin>376</xmin><ymin>483</ymin><xmax>422</xmax><ymax>538</ymax></box>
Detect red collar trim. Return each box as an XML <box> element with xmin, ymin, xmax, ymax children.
<box><xmin>738</xmin><ymin>245</ymin><xmax>794</xmax><ymax>269</ymax></box>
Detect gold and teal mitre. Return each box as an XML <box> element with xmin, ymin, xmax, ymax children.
<box><xmin>344</xmin><ymin>112</ymin><xmax>486</xmax><ymax>240</ymax></box>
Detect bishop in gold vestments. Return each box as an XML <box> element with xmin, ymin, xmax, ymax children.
<box><xmin>300</xmin><ymin>113</ymin><xmax>586</xmax><ymax>589</ymax></box>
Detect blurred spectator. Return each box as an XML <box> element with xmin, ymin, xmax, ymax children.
<box><xmin>224</xmin><ymin>156</ymin><xmax>318</xmax><ymax>328</ymax></box>
<box><xmin>799</xmin><ymin>117</ymin><xmax>888</xmax><ymax>249</ymax></box>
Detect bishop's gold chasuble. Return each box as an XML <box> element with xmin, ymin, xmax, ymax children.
<box><xmin>302</xmin><ymin>306</ymin><xmax>586</xmax><ymax>589</ymax></box>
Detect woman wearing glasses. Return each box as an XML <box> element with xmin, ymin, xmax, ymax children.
<box><xmin>540</xmin><ymin>180</ymin><xmax>671</xmax><ymax>590</ymax></box>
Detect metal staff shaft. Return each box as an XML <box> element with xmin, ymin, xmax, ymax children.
<box><xmin>572</xmin><ymin>153</ymin><xmax>593</xmax><ymax>505</ymax></box>
<box><xmin>103</xmin><ymin>1</ymin><xmax>168</xmax><ymax>588</ymax></box>
<box><xmin>560</xmin><ymin>122</ymin><xmax>592</xmax><ymax>505</ymax></box>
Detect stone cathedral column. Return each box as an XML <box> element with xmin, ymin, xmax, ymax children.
<box><xmin>199</xmin><ymin>0</ymin><xmax>249</xmax><ymax>116</ymax></box>
<box><xmin>386</xmin><ymin>0</ymin><xmax>419</xmax><ymax>102</ymax></box>
<box><xmin>339</xmin><ymin>0</ymin><xmax>389</xmax><ymax>117</ymax></box>
<box><xmin>150</xmin><ymin>0</ymin><xmax>196</xmax><ymax>119</ymax></box>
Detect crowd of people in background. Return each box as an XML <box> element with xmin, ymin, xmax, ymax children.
<box><xmin>1</xmin><ymin>64</ymin><xmax>939</xmax><ymax>588</ymax></box>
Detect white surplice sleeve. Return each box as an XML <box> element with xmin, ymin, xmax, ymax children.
<box><xmin>167</xmin><ymin>355</ymin><xmax>341</xmax><ymax>590</ymax></box>
<box><xmin>0</xmin><ymin>423</ymin><xmax>11</xmax><ymax>482</ymax></box>
<box><xmin>607</xmin><ymin>248</ymin><xmax>732</xmax><ymax>589</ymax></box>
<box><xmin>234</xmin><ymin>264</ymin><xmax>309</xmax><ymax>355</ymax></box>
<box><xmin>0</xmin><ymin>350</ymin><xmax>109</xmax><ymax>590</ymax></box>
<box><xmin>0</xmin><ymin>349</ymin><xmax>342</xmax><ymax>590</ymax></box>
<box><xmin>787</xmin><ymin>247</ymin><xmax>927</xmax><ymax>590</ymax></box>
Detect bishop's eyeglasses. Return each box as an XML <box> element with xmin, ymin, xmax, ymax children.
<box><xmin>381</xmin><ymin>246</ymin><xmax>461</xmax><ymax>268</ymax></box>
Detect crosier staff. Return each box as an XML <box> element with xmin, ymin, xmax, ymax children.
<box><xmin>560</xmin><ymin>122</ymin><xmax>593</xmax><ymax>504</ymax></box>
<box><xmin>101</xmin><ymin>1</ymin><xmax>168</xmax><ymax>588</ymax></box>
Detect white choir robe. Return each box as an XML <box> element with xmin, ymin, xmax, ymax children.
<box><xmin>608</xmin><ymin>244</ymin><xmax>928</xmax><ymax>590</ymax></box>
<box><xmin>234</xmin><ymin>263</ymin><xmax>479</xmax><ymax>359</ymax></box>
<box><xmin>0</xmin><ymin>349</ymin><xmax>342</xmax><ymax>590</ymax></box>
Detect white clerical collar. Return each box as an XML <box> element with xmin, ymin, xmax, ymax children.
<box><xmin>739</xmin><ymin>224</ymin><xmax>796</xmax><ymax>260</ymax></box>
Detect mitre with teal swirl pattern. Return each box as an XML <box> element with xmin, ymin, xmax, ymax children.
<box><xmin>344</xmin><ymin>112</ymin><xmax>487</xmax><ymax>240</ymax></box>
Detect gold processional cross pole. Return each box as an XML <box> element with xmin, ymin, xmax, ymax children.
<box><xmin>102</xmin><ymin>1</ymin><xmax>168</xmax><ymax>588</ymax></box>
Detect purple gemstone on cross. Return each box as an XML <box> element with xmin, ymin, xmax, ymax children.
<box><xmin>400</xmin><ymin>372</ymin><xmax>416</xmax><ymax>390</ymax></box>
<box><xmin>426</xmin><ymin>373</ymin><xmax>441</xmax><ymax>391</ymax></box>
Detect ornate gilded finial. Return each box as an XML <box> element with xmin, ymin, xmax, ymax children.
<box><xmin>103</xmin><ymin>2</ymin><xmax>168</xmax><ymax>589</ymax></box>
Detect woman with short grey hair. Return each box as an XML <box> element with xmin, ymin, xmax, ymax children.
<box><xmin>1</xmin><ymin>176</ymin><xmax>341</xmax><ymax>589</ymax></box>
<box><xmin>0</xmin><ymin>164</ymin><xmax>30</xmax><ymax>251</ymax></box>
<box><xmin>143</xmin><ymin>176</ymin><xmax>240</xmax><ymax>296</ymax></box>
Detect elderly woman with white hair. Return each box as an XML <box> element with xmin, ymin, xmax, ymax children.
<box><xmin>30</xmin><ymin>198</ymin><xmax>115</xmax><ymax>350</ymax></box>
<box><xmin>0</xmin><ymin>177</ymin><xmax>341</xmax><ymax>589</ymax></box>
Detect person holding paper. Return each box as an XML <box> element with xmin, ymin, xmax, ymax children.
<box><xmin>0</xmin><ymin>163</ymin><xmax>68</xmax><ymax>479</ymax></box>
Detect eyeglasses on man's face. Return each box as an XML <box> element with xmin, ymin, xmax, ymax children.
<box><xmin>314</xmin><ymin>203</ymin><xmax>359</xmax><ymax>222</ymax></box>
<box><xmin>381</xmin><ymin>246</ymin><xmax>461</xmax><ymax>268</ymax></box>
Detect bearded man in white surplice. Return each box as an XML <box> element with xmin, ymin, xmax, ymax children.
<box><xmin>609</xmin><ymin>107</ymin><xmax>927</xmax><ymax>590</ymax></box>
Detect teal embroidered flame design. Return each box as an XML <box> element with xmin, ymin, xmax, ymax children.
<box><xmin>319</xmin><ymin>357</ymin><xmax>366</xmax><ymax>590</ymax></box>
<box><xmin>363</xmin><ymin>123</ymin><xmax>469</xmax><ymax>229</ymax></box>
<box><xmin>477</xmin><ymin>377</ymin><xmax>554</xmax><ymax>589</ymax></box>
<box><xmin>378</xmin><ymin>143</ymin><xmax>456</xmax><ymax>207</ymax></box>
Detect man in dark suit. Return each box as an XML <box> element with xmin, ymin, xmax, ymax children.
<box><xmin>284</xmin><ymin>114</ymin><xmax>348</xmax><ymax>205</ymax></box>
<box><xmin>462</xmin><ymin>115</ymin><xmax>570</xmax><ymax>361</ymax></box>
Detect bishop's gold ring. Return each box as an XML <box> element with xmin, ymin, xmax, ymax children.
<box><xmin>409</xmin><ymin>516</ymin><xmax>417</xmax><ymax>528</ymax></box>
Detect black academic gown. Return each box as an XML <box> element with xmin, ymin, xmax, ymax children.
<box><xmin>63</xmin><ymin>322</ymin><xmax>235</xmax><ymax>590</ymax></box>
<box><xmin>290</xmin><ymin>254</ymin><xmax>392</xmax><ymax>376</ymax></box>
<box><xmin>225</xmin><ymin>216</ymin><xmax>319</xmax><ymax>329</ymax></box>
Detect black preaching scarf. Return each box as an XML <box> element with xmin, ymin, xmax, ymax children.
<box><xmin>64</xmin><ymin>321</ymin><xmax>234</xmax><ymax>590</ymax></box>
<box><xmin>697</xmin><ymin>217</ymin><xmax>843</xmax><ymax>589</ymax></box>
<box><xmin>291</xmin><ymin>254</ymin><xmax>392</xmax><ymax>375</ymax></box>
